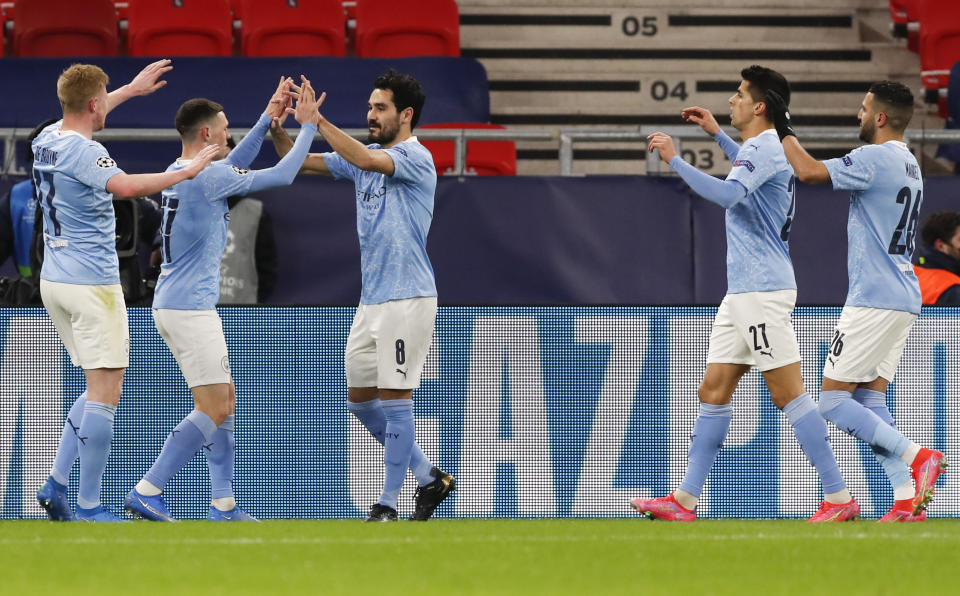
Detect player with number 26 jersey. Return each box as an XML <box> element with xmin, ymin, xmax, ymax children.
<box><xmin>777</xmin><ymin>81</ymin><xmax>945</xmax><ymax>521</ymax></box>
<box><xmin>824</xmin><ymin>141</ymin><xmax>923</xmax><ymax>314</ymax></box>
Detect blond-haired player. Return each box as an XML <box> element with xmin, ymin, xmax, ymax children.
<box><xmin>35</xmin><ymin>61</ymin><xmax>219</xmax><ymax>522</ymax></box>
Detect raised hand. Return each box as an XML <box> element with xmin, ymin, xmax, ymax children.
<box><xmin>126</xmin><ymin>59</ymin><xmax>173</xmax><ymax>96</ymax></box>
<box><xmin>184</xmin><ymin>144</ymin><xmax>221</xmax><ymax>179</ymax></box>
<box><xmin>764</xmin><ymin>90</ymin><xmax>795</xmax><ymax>140</ymax></box>
<box><xmin>647</xmin><ymin>132</ymin><xmax>678</xmax><ymax>162</ymax></box>
<box><xmin>681</xmin><ymin>106</ymin><xmax>721</xmax><ymax>136</ymax></box>
<box><xmin>292</xmin><ymin>75</ymin><xmax>323</xmax><ymax>125</ymax></box>
<box><xmin>266</xmin><ymin>76</ymin><xmax>294</xmax><ymax>121</ymax></box>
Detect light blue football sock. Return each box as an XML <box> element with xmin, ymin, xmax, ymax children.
<box><xmin>49</xmin><ymin>391</ymin><xmax>88</xmax><ymax>485</ymax></box>
<box><xmin>206</xmin><ymin>414</ymin><xmax>236</xmax><ymax>499</ymax></box>
<box><xmin>818</xmin><ymin>390</ymin><xmax>910</xmax><ymax>457</ymax></box>
<box><xmin>677</xmin><ymin>403</ymin><xmax>733</xmax><ymax>499</ymax></box>
<box><xmin>783</xmin><ymin>393</ymin><xmax>846</xmax><ymax>494</ymax></box>
<box><xmin>348</xmin><ymin>399</ymin><xmax>434</xmax><ymax>486</ymax></box>
<box><xmin>378</xmin><ymin>400</ymin><xmax>416</xmax><ymax>510</ymax></box>
<box><xmin>143</xmin><ymin>410</ymin><xmax>217</xmax><ymax>491</ymax></box>
<box><xmin>852</xmin><ymin>388</ymin><xmax>911</xmax><ymax>489</ymax></box>
<box><xmin>76</xmin><ymin>401</ymin><xmax>117</xmax><ymax>510</ymax></box>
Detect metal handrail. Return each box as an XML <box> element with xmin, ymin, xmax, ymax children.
<box><xmin>0</xmin><ymin>127</ymin><xmax>555</xmax><ymax>177</ymax></box>
<box><xmin>558</xmin><ymin>126</ymin><xmax>960</xmax><ymax>175</ymax></box>
<box><xmin>4</xmin><ymin>125</ymin><xmax>960</xmax><ymax>177</ymax></box>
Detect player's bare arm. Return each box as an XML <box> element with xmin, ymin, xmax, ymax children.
<box><xmin>682</xmin><ymin>106</ymin><xmax>721</xmax><ymax>137</ymax></box>
<box><xmin>780</xmin><ymin>137</ymin><xmax>831</xmax><ymax>185</ymax></box>
<box><xmin>106</xmin><ymin>59</ymin><xmax>173</xmax><ymax>114</ymax></box>
<box><xmin>107</xmin><ymin>143</ymin><xmax>219</xmax><ymax>197</ymax></box>
<box><xmin>290</xmin><ymin>77</ymin><xmax>396</xmax><ymax>176</ymax></box>
<box><xmin>270</xmin><ymin>107</ymin><xmax>330</xmax><ymax>176</ymax></box>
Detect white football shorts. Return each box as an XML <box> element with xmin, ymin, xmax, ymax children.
<box><xmin>707</xmin><ymin>289</ymin><xmax>801</xmax><ymax>372</ymax></box>
<box><xmin>345</xmin><ymin>296</ymin><xmax>437</xmax><ymax>390</ymax></box>
<box><xmin>153</xmin><ymin>309</ymin><xmax>232</xmax><ymax>388</ymax></box>
<box><xmin>41</xmin><ymin>279</ymin><xmax>129</xmax><ymax>369</ymax></box>
<box><xmin>822</xmin><ymin>305</ymin><xmax>917</xmax><ymax>384</ymax></box>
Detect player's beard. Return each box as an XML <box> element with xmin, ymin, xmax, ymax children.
<box><xmin>858</xmin><ymin>118</ymin><xmax>876</xmax><ymax>143</ymax></box>
<box><xmin>367</xmin><ymin>117</ymin><xmax>400</xmax><ymax>145</ymax></box>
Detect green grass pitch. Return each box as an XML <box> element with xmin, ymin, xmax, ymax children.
<box><xmin>2</xmin><ymin>518</ymin><xmax>958</xmax><ymax>595</ymax></box>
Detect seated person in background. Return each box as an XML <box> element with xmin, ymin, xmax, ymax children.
<box><xmin>914</xmin><ymin>210</ymin><xmax>960</xmax><ymax>306</ymax></box>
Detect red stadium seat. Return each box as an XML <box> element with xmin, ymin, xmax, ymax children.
<box><xmin>889</xmin><ymin>0</ymin><xmax>921</xmax><ymax>52</ymax></box>
<box><xmin>419</xmin><ymin>123</ymin><xmax>516</xmax><ymax>176</ymax></box>
<box><xmin>13</xmin><ymin>0</ymin><xmax>118</xmax><ymax>57</ymax></box>
<box><xmin>128</xmin><ymin>0</ymin><xmax>232</xmax><ymax>57</ymax></box>
<box><xmin>919</xmin><ymin>0</ymin><xmax>960</xmax><ymax>114</ymax></box>
<box><xmin>241</xmin><ymin>0</ymin><xmax>345</xmax><ymax>57</ymax></box>
<box><xmin>355</xmin><ymin>0</ymin><xmax>459</xmax><ymax>58</ymax></box>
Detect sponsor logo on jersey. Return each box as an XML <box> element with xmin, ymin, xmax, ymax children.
<box><xmin>842</xmin><ymin>156</ymin><xmax>853</xmax><ymax>167</ymax></box>
<box><xmin>733</xmin><ymin>159</ymin><xmax>755</xmax><ymax>172</ymax></box>
<box><xmin>96</xmin><ymin>156</ymin><xmax>117</xmax><ymax>169</ymax></box>
<box><xmin>231</xmin><ymin>166</ymin><xmax>250</xmax><ymax>175</ymax></box>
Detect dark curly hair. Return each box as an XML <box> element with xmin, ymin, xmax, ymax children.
<box><xmin>373</xmin><ymin>70</ymin><xmax>426</xmax><ymax>129</ymax></box>
<box><xmin>921</xmin><ymin>210</ymin><xmax>960</xmax><ymax>247</ymax></box>
<box><xmin>867</xmin><ymin>81</ymin><xmax>914</xmax><ymax>132</ymax></box>
<box><xmin>741</xmin><ymin>65</ymin><xmax>791</xmax><ymax>120</ymax></box>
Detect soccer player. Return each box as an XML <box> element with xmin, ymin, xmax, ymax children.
<box><xmin>270</xmin><ymin>70</ymin><xmax>454</xmax><ymax>522</ymax></box>
<box><xmin>123</xmin><ymin>77</ymin><xmax>320</xmax><ymax>522</ymax></box>
<box><xmin>34</xmin><ymin>61</ymin><xmax>220</xmax><ymax>522</ymax></box>
<box><xmin>633</xmin><ymin>66</ymin><xmax>857</xmax><ymax>522</ymax></box>
<box><xmin>766</xmin><ymin>81</ymin><xmax>947</xmax><ymax>521</ymax></box>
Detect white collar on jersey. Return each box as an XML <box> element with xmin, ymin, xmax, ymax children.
<box><xmin>886</xmin><ymin>140</ymin><xmax>909</xmax><ymax>150</ymax></box>
<box><xmin>387</xmin><ymin>135</ymin><xmax>418</xmax><ymax>146</ymax></box>
<box><xmin>56</xmin><ymin>127</ymin><xmax>86</xmax><ymax>140</ymax></box>
<box><xmin>756</xmin><ymin>128</ymin><xmax>779</xmax><ymax>139</ymax></box>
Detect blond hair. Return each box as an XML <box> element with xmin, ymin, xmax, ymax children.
<box><xmin>57</xmin><ymin>64</ymin><xmax>109</xmax><ymax>114</ymax></box>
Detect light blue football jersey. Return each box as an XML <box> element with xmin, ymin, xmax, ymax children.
<box><xmin>153</xmin><ymin>118</ymin><xmax>316</xmax><ymax>310</ymax></box>
<box><xmin>323</xmin><ymin>136</ymin><xmax>438</xmax><ymax>304</ymax></box>
<box><xmin>723</xmin><ymin>129</ymin><xmax>797</xmax><ymax>294</ymax></box>
<box><xmin>824</xmin><ymin>141</ymin><xmax>923</xmax><ymax>313</ymax></box>
<box><xmin>31</xmin><ymin>122</ymin><xmax>125</xmax><ymax>285</ymax></box>
<box><xmin>151</xmin><ymin>160</ymin><xmax>237</xmax><ymax>310</ymax></box>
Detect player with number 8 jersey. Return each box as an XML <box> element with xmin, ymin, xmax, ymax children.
<box><xmin>773</xmin><ymin>81</ymin><xmax>947</xmax><ymax>521</ymax></box>
<box><xmin>270</xmin><ymin>70</ymin><xmax>454</xmax><ymax>522</ymax></box>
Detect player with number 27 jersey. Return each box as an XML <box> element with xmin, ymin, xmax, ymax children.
<box><xmin>824</xmin><ymin>142</ymin><xmax>923</xmax><ymax>314</ymax></box>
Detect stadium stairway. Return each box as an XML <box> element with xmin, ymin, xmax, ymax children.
<box><xmin>458</xmin><ymin>0</ymin><xmax>948</xmax><ymax>176</ymax></box>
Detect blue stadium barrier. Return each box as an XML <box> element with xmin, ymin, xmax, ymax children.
<box><xmin>0</xmin><ymin>56</ymin><xmax>490</xmax><ymax>172</ymax></box>
<box><xmin>0</xmin><ymin>306</ymin><xmax>956</xmax><ymax>520</ymax></box>
<box><xmin>2</xmin><ymin>176</ymin><xmax>959</xmax><ymax>305</ymax></box>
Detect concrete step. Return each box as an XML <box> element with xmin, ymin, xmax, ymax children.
<box><xmin>488</xmin><ymin>74</ymin><xmax>922</xmax><ymax>114</ymax></box>
<box><xmin>467</xmin><ymin>44</ymin><xmax>917</xmax><ymax>76</ymax></box>
<box><xmin>461</xmin><ymin>8</ymin><xmax>861</xmax><ymax>47</ymax></box>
